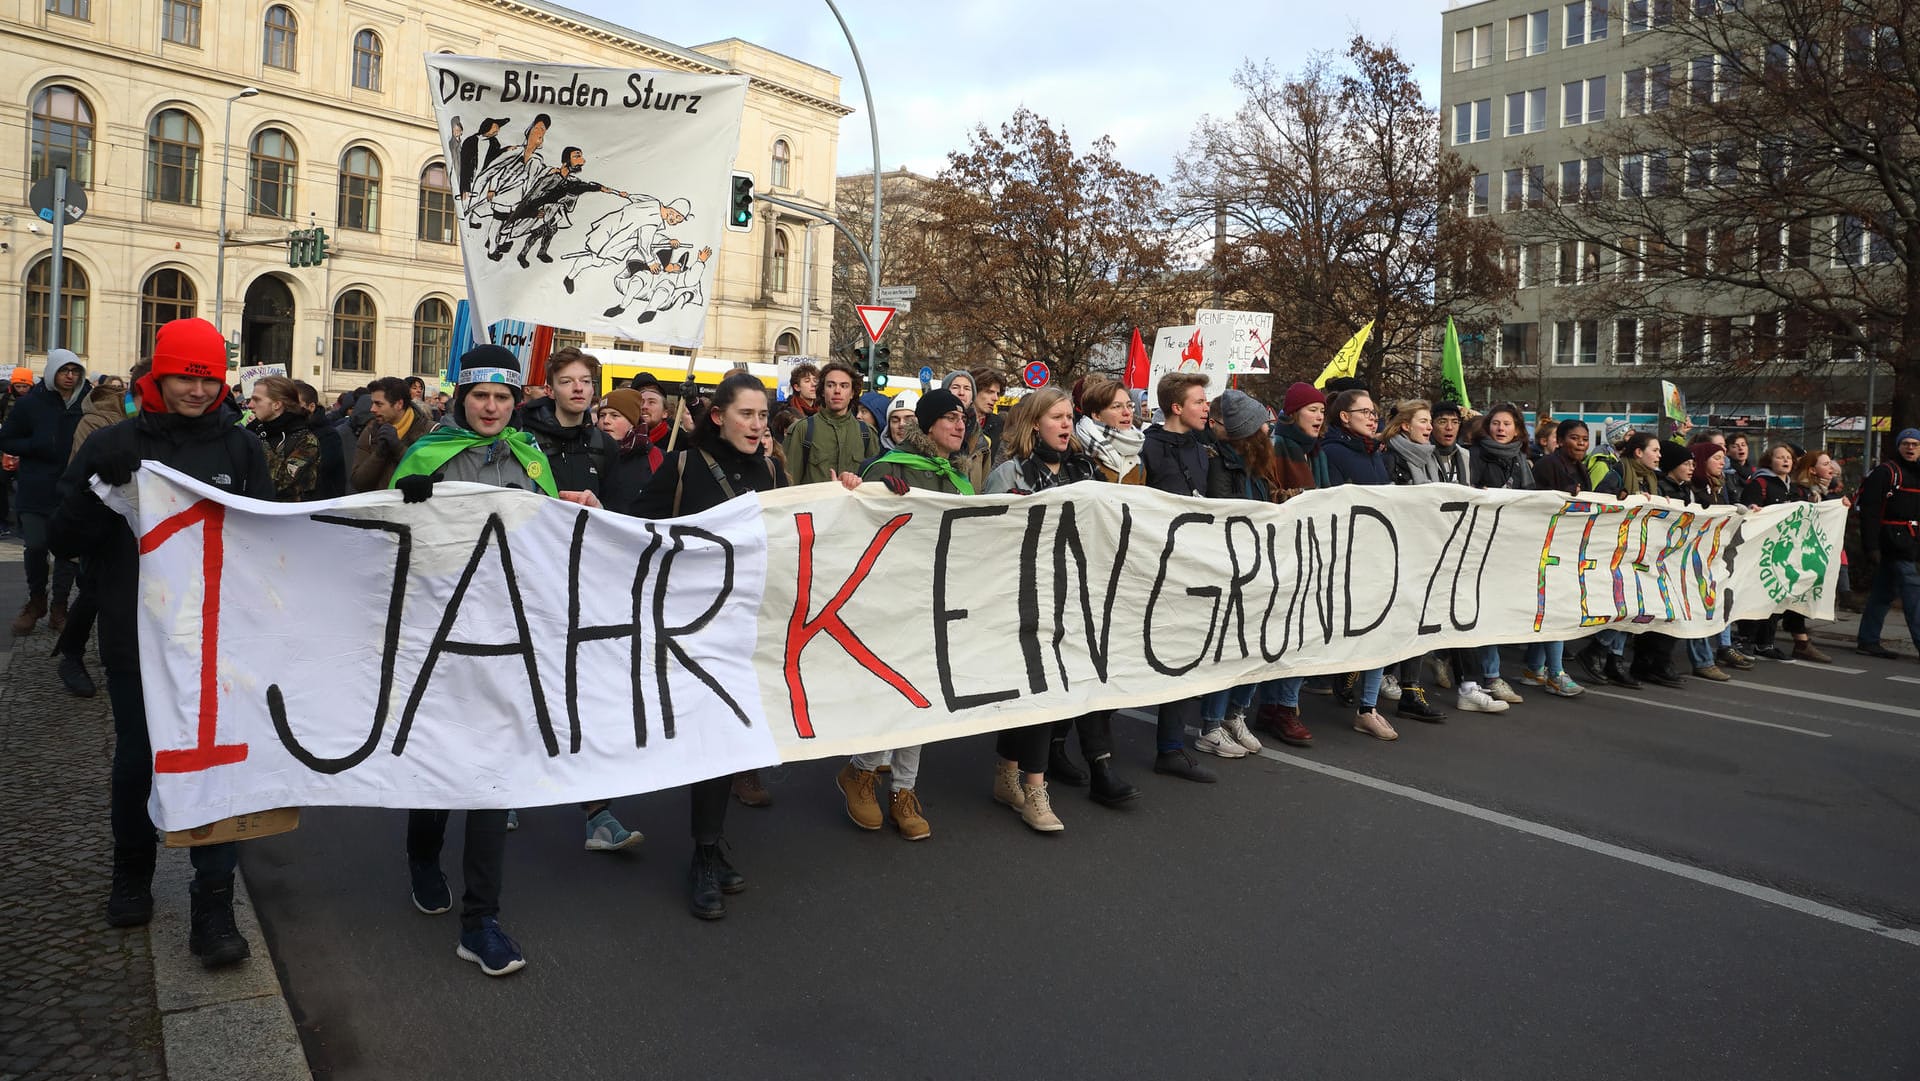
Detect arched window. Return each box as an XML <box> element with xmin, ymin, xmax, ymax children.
<box><xmin>31</xmin><ymin>85</ymin><xmax>96</xmax><ymax>186</ymax></box>
<box><xmin>338</xmin><ymin>147</ymin><xmax>381</xmax><ymax>232</ymax></box>
<box><xmin>771</xmin><ymin>139</ymin><xmax>791</xmax><ymax>188</ymax></box>
<box><xmin>332</xmin><ymin>290</ymin><xmax>376</xmax><ymax>372</ymax></box>
<box><xmin>771</xmin><ymin>229</ymin><xmax>790</xmax><ymax>292</ymax></box>
<box><xmin>775</xmin><ymin>331</ymin><xmax>800</xmax><ymax>356</ymax></box>
<box><xmin>248</xmin><ymin>128</ymin><xmax>297</xmax><ymax>219</ymax></box>
<box><xmin>263</xmin><ymin>5</ymin><xmax>298</xmax><ymax>70</ymax></box>
<box><xmin>352</xmin><ymin>30</ymin><xmax>383</xmax><ymax>91</ymax></box>
<box><xmin>147</xmin><ymin>108</ymin><xmax>203</xmax><ymax>205</ymax></box>
<box><xmin>25</xmin><ymin>257</ymin><xmax>89</xmax><ymax>356</ymax></box>
<box><xmin>418</xmin><ymin>162</ymin><xmax>455</xmax><ymax>243</ymax></box>
<box><xmin>412</xmin><ymin>298</ymin><xmax>453</xmax><ymax>376</ymax></box>
<box><xmin>140</xmin><ymin>269</ymin><xmax>198</xmax><ymax>359</ymax></box>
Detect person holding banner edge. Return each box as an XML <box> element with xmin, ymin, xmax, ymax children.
<box><xmin>1316</xmin><ymin>387</ymin><xmax>1399</xmax><ymax>742</ymax></box>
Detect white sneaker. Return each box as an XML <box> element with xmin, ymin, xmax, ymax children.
<box><xmin>1223</xmin><ymin>714</ymin><xmax>1263</xmax><ymax>753</ymax></box>
<box><xmin>1485</xmin><ymin>677</ymin><xmax>1525</xmax><ymax>704</ymax></box>
<box><xmin>1380</xmin><ymin>674</ymin><xmax>1402</xmax><ymax>700</ymax></box>
<box><xmin>1195</xmin><ymin>728</ymin><xmax>1249</xmax><ymax>758</ymax></box>
<box><xmin>1456</xmin><ymin>684</ymin><xmax>1510</xmax><ymax>713</ymax></box>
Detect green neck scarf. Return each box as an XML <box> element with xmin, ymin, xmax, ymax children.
<box><xmin>864</xmin><ymin>450</ymin><xmax>975</xmax><ymax>495</ymax></box>
<box><xmin>390</xmin><ymin>425</ymin><xmax>558</xmax><ymax>497</ymax></box>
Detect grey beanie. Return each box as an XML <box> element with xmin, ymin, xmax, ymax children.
<box><xmin>1216</xmin><ymin>390</ymin><xmax>1269</xmax><ymax>441</ymax></box>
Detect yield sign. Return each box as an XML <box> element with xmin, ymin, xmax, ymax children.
<box><xmin>856</xmin><ymin>305</ymin><xmax>896</xmax><ymax>342</ymax></box>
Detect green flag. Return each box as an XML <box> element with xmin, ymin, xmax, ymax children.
<box><xmin>1441</xmin><ymin>317</ymin><xmax>1472</xmax><ymax>410</ymax></box>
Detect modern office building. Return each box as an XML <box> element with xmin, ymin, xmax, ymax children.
<box><xmin>1</xmin><ymin>0</ymin><xmax>849</xmax><ymax>392</ymax></box>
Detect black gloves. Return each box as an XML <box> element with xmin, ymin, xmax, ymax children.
<box><xmin>879</xmin><ymin>474</ymin><xmax>910</xmax><ymax>496</ymax></box>
<box><xmin>95</xmin><ymin>449</ymin><xmax>141</xmax><ymax>487</ymax></box>
<box><xmin>395</xmin><ymin>472</ymin><xmax>440</xmax><ymax>504</ymax></box>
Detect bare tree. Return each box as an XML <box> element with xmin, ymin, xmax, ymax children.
<box><xmin>1175</xmin><ymin>36</ymin><xmax>1514</xmax><ymax>399</ymax></box>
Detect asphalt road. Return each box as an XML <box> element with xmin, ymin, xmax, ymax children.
<box><xmin>243</xmin><ymin>646</ymin><xmax>1920</xmax><ymax>1080</ymax></box>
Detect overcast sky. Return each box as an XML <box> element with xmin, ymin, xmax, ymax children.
<box><xmin>568</xmin><ymin>0</ymin><xmax>1447</xmax><ymax>182</ymax></box>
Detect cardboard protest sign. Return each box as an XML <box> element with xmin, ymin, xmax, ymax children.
<box><xmin>112</xmin><ymin>464</ymin><xmax>1843</xmax><ymax>831</ymax></box>
<box><xmin>1195</xmin><ymin>309</ymin><xmax>1275</xmax><ymax>376</ymax></box>
<box><xmin>426</xmin><ymin>57</ymin><xmax>749</xmax><ymax>349</ymax></box>
<box><xmin>1147</xmin><ymin>324</ymin><xmax>1201</xmax><ymax>398</ymax></box>
<box><xmin>236</xmin><ymin>364</ymin><xmax>286</xmax><ymax>396</ymax></box>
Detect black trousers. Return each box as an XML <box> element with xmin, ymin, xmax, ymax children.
<box><xmin>406</xmin><ymin>809</ymin><xmax>508</xmax><ymax>932</ymax></box>
<box><xmin>995</xmin><ymin>722</ymin><xmax>1052</xmax><ymax>776</ymax></box>
<box><xmin>690</xmin><ymin>776</ymin><xmax>730</xmax><ymax>846</ymax></box>
<box><xmin>106</xmin><ymin>662</ymin><xmax>237</xmax><ymax>882</ymax></box>
<box><xmin>1155</xmin><ymin>696</ymin><xmax>1201</xmax><ymax>753</ymax></box>
<box><xmin>1053</xmin><ymin>710</ymin><xmax>1115</xmax><ymax>761</ymax></box>
<box><xmin>54</xmin><ymin>563</ymin><xmax>98</xmax><ymax>660</ymax></box>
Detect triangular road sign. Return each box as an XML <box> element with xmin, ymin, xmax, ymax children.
<box><xmin>856</xmin><ymin>305</ymin><xmax>896</xmax><ymax>342</ymax></box>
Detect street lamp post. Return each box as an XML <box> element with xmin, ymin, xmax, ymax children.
<box><xmin>822</xmin><ymin>0</ymin><xmax>882</xmax><ymax>310</ymax></box>
<box><xmin>214</xmin><ymin>86</ymin><xmax>261</xmax><ymax>341</ymax></box>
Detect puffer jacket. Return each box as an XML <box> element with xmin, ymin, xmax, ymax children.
<box><xmin>69</xmin><ymin>384</ymin><xmax>126</xmax><ymax>461</ymax></box>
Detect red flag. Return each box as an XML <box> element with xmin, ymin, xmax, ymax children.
<box><xmin>1124</xmin><ymin>327</ymin><xmax>1150</xmax><ymax>390</ymax></box>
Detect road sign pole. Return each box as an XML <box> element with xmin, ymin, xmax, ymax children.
<box><xmin>48</xmin><ymin>167</ymin><xmax>66</xmax><ymax>354</ymax></box>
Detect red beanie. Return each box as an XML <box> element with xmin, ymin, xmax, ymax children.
<box><xmin>136</xmin><ymin>317</ymin><xmax>230</xmax><ymax>412</ymax></box>
<box><xmin>1281</xmin><ymin>381</ymin><xmax>1325</xmax><ymax>418</ymax></box>
<box><xmin>1690</xmin><ymin>441</ymin><xmax>1724</xmax><ymax>476</ymax></box>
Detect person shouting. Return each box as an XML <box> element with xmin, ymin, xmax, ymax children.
<box><xmin>1317</xmin><ymin>387</ymin><xmax>1400</xmax><ymax>742</ymax></box>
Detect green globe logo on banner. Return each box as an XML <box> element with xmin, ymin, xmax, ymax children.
<box><xmin>1758</xmin><ymin>506</ymin><xmax>1831</xmax><ymax>604</ymax></box>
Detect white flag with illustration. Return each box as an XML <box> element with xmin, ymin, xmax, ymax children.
<box><xmin>425</xmin><ymin>56</ymin><xmax>749</xmax><ymax>349</ymax></box>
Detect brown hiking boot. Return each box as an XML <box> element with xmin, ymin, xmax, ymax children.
<box><xmin>836</xmin><ymin>763</ymin><xmax>882</xmax><ymax>830</ymax></box>
<box><xmin>1792</xmin><ymin>641</ymin><xmax>1832</xmax><ymax>664</ymax></box>
<box><xmin>731</xmin><ymin>769</ymin><xmax>772</xmax><ymax>808</ymax></box>
<box><xmin>48</xmin><ymin>598</ymin><xmax>67</xmax><ymax>633</ymax></box>
<box><xmin>10</xmin><ymin>594</ymin><xmax>46</xmax><ymax>636</ymax></box>
<box><xmin>889</xmin><ymin>788</ymin><xmax>930</xmax><ymax>841</ymax></box>
<box><xmin>1256</xmin><ymin>704</ymin><xmax>1314</xmax><ymax>748</ymax></box>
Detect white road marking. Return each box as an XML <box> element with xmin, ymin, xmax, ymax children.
<box><xmin>1736</xmin><ymin>683</ymin><xmax>1920</xmax><ymax>720</ymax></box>
<box><xmin>1779</xmin><ymin>659</ymin><xmax>1869</xmax><ymax>675</ymax></box>
<box><xmin>1584</xmin><ymin>688</ymin><xmax>1831</xmax><ymax>737</ymax></box>
<box><xmin>1117</xmin><ymin>709</ymin><xmax>1920</xmax><ymax>948</ymax></box>
<box><xmin>1886</xmin><ymin>675</ymin><xmax>1920</xmax><ymax>686</ymax></box>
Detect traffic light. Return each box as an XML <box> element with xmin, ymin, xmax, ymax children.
<box><xmin>311</xmin><ymin>226</ymin><xmax>329</xmax><ymax>265</ymax></box>
<box><xmin>286</xmin><ymin>227</ymin><xmax>333</xmax><ymax>268</ymax></box>
<box><xmin>286</xmin><ymin>228</ymin><xmax>306</xmax><ymax>267</ymax></box>
<box><xmin>728</xmin><ymin>171</ymin><xmax>755</xmax><ymax>232</ymax></box>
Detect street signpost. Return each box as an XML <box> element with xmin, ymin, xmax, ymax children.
<box><xmin>28</xmin><ymin>174</ymin><xmax>87</xmax><ymax>225</ymax></box>
<box><xmin>29</xmin><ymin>169</ymin><xmax>82</xmax><ymax>353</ymax></box>
<box><xmin>877</xmin><ymin>285</ymin><xmax>917</xmax><ymax>303</ymax></box>
<box><xmin>856</xmin><ymin>305</ymin><xmax>896</xmax><ymax>342</ymax></box>
<box><xmin>918</xmin><ymin>364</ymin><xmax>934</xmax><ymax>390</ymax></box>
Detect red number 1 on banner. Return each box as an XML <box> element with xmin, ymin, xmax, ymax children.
<box><xmin>139</xmin><ymin>499</ymin><xmax>248</xmax><ymax>774</ymax></box>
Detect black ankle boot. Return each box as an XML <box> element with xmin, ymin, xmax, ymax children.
<box><xmin>1087</xmin><ymin>755</ymin><xmax>1141</xmax><ymax>805</ymax></box>
<box><xmin>1046</xmin><ymin>738</ymin><xmax>1089</xmax><ymax>787</ymax></box>
<box><xmin>689</xmin><ymin>845</ymin><xmax>727</xmax><ymax>920</ymax></box>
<box><xmin>106</xmin><ymin>854</ymin><xmax>155</xmax><ymax>928</ymax></box>
<box><xmin>1602</xmin><ymin>655</ymin><xmax>1643</xmax><ymax>689</ymax></box>
<box><xmin>188</xmin><ymin>876</ymin><xmax>250</xmax><ymax>968</ymax></box>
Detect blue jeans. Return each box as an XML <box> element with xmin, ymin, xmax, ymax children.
<box><xmin>1860</xmin><ymin>558</ymin><xmax>1920</xmax><ymax>649</ymax></box>
<box><xmin>1261</xmin><ymin>676</ymin><xmax>1304</xmax><ymax>709</ymax></box>
<box><xmin>1596</xmin><ymin>629</ymin><xmax>1626</xmax><ymax>656</ymax></box>
<box><xmin>1201</xmin><ymin>682</ymin><xmax>1259</xmax><ymax>732</ymax></box>
<box><xmin>1356</xmin><ymin>668</ymin><xmax>1384</xmax><ymax>711</ymax></box>
<box><xmin>1476</xmin><ymin>644</ymin><xmax>1502</xmax><ymax>681</ymax></box>
<box><xmin>1523</xmin><ymin>640</ymin><xmax>1565</xmax><ymax>676</ymax></box>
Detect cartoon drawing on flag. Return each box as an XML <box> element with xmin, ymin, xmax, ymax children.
<box><xmin>426</xmin><ymin>57</ymin><xmax>750</xmax><ymax>349</ymax></box>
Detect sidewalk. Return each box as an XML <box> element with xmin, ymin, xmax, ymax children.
<box><xmin>0</xmin><ymin>540</ymin><xmax>307</xmax><ymax>1081</ymax></box>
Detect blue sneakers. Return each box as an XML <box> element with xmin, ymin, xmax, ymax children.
<box><xmin>456</xmin><ymin>917</ymin><xmax>526</xmax><ymax>977</ymax></box>
<box><xmin>409</xmin><ymin>861</ymin><xmax>451</xmax><ymax>915</ymax></box>
<box><xmin>584</xmin><ymin>809</ymin><xmax>642</xmax><ymax>852</ymax></box>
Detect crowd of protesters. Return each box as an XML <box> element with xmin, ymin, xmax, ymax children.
<box><xmin>9</xmin><ymin>317</ymin><xmax>1913</xmax><ymax>981</ymax></box>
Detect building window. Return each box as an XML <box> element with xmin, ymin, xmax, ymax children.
<box><xmin>24</xmin><ymin>256</ymin><xmax>89</xmax><ymax>355</ymax></box>
<box><xmin>139</xmin><ymin>269</ymin><xmax>197</xmax><ymax>359</ymax></box>
<box><xmin>1565</xmin><ymin>0</ymin><xmax>1608</xmax><ymax>45</ymax></box>
<box><xmin>412</xmin><ymin>298</ymin><xmax>452</xmax><ymax>376</ymax></box>
<box><xmin>1452</xmin><ymin>99</ymin><xmax>1491</xmax><ymax>144</ymax></box>
<box><xmin>552</xmin><ymin>329</ymin><xmax>587</xmax><ymax>352</ymax></box>
<box><xmin>1554</xmin><ymin>320</ymin><xmax>1600</xmax><ymax>365</ymax></box>
<box><xmin>1500</xmin><ymin>323</ymin><xmax>1538</xmax><ymax>367</ymax></box>
<box><xmin>775</xmin><ymin>331</ymin><xmax>800</xmax><ymax>356</ymax></box>
<box><xmin>1563</xmin><ymin>76</ymin><xmax>1606</xmax><ymax>125</ymax></box>
<box><xmin>332</xmin><ymin>290</ymin><xmax>376</xmax><ymax>372</ymax></box>
<box><xmin>263</xmin><ymin>5</ymin><xmax>298</xmax><ymax>70</ymax></box>
<box><xmin>1454</xmin><ymin>24</ymin><xmax>1493</xmax><ymax>70</ymax></box>
<box><xmin>1626</xmin><ymin>0</ymin><xmax>1672</xmax><ymax>32</ymax></box>
<box><xmin>1559</xmin><ymin>157</ymin><xmax>1604</xmax><ymax>202</ymax></box>
<box><xmin>46</xmin><ymin>0</ymin><xmax>89</xmax><ymax>18</ymax></box>
<box><xmin>771</xmin><ymin>229</ymin><xmax>791</xmax><ymax>292</ymax></box>
<box><xmin>771</xmin><ymin>139</ymin><xmax>791</xmax><ymax>188</ymax></box>
<box><xmin>1507</xmin><ymin>10</ymin><xmax>1549</xmax><ymax>59</ymax></box>
<box><xmin>1835</xmin><ymin>215</ymin><xmax>1895</xmax><ymax>267</ymax></box>
<box><xmin>418</xmin><ymin>162</ymin><xmax>455</xmax><ymax>243</ymax></box>
<box><xmin>353</xmin><ymin>30</ymin><xmax>382</xmax><ymax>91</ymax></box>
<box><xmin>248</xmin><ymin>128</ymin><xmax>298</xmax><ymax>218</ymax></box>
<box><xmin>1623</xmin><ymin>64</ymin><xmax>1672</xmax><ymax>115</ymax></box>
<box><xmin>161</xmin><ymin>0</ymin><xmax>200</xmax><ymax>45</ymax></box>
<box><xmin>1614</xmin><ymin>320</ymin><xmax>1640</xmax><ymax>365</ymax></box>
<box><xmin>1619</xmin><ymin>151</ymin><xmax>1669</xmax><ymax>197</ymax></box>
<box><xmin>1503</xmin><ymin>166</ymin><xmax>1546</xmax><ymax>211</ymax></box>
<box><xmin>29</xmin><ymin>85</ymin><xmax>95</xmax><ymax>186</ymax></box>
<box><xmin>1506</xmin><ymin>88</ymin><xmax>1547</xmax><ymax>136</ymax></box>
<box><xmin>147</xmin><ymin>108</ymin><xmax>203</xmax><ymax>205</ymax></box>
<box><xmin>1469</xmin><ymin>172</ymin><xmax>1490</xmax><ymax>216</ymax></box>
<box><xmin>338</xmin><ymin>147</ymin><xmax>381</xmax><ymax>232</ymax></box>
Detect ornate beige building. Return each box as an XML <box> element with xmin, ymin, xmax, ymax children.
<box><xmin>0</xmin><ymin>0</ymin><xmax>847</xmax><ymax>390</ymax></box>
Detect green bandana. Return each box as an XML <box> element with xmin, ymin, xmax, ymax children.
<box><xmin>390</xmin><ymin>426</ymin><xmax>558</xmax><ymax>497</ymax></box>
<box><xmin>863</xmin><ymin>450</ymin><xmax>975</xmax><ymax>495</ymax></box>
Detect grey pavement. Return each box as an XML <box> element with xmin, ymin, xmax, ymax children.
<box><xmin>243</xmin><ymin>619</ymin><xmax>1920</xmax><ymax>1081</ymax></box>
<box><xmin>0</xmin><ymin>538</ymin><xmax>307</xmax><ymax>1081</ymax></box>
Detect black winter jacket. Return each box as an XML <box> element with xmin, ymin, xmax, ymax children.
<box><xmin>1139</xmin><ymin>425</ymin><xmax>1212</xmax><ymax>496</ymax></box>
<box><xmin>1858</xmin><ymin>455</ymin><xmax>1920</xmax><ymax>562</ymax></box>
<box><xmin>635</xmin><ymin>427</ymin><xmax>789</xmax><ymax>518</ymax></box>
<box><xmin>519</xmin><ymin>397</ymin><xmax>611</xmax><ymax>495</ymax></box>
<box><xmin>49</xmin><ymin>411</ymin><xmax>275</xmax><ymax>671</ymax></box>
<box><xmin>1319</xmin><ymin>425</ymin><xmax>1391</xmax><ymax>487</ymax></box>
<box><xmin>0</xmin><ymin>381</ymin><xmax>88</xmax><ymax>515</ymax></box>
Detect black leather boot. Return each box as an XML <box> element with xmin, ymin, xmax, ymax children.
<box><xmin>188</xmin><ymin>876</ymin><xmax>250</xmax><ymax>968</ymax></box>
<box><xmin>1603</xmin><ymin>654</ymin><xmax>1643</xmax><ymax>689</ymax></box>
<box><xmin>106</xmin><ymin>848</ymin><xmax>155</xmax><ymax>928</ymax></box>
<box><xmin>1087</xmin><ymin>755</ymin><xmax>1140</xmax><ymax>805</ymax></box>
<box><xmin>1046</xmin><ymin>737</ymin><xmax>1089</xmax><ymax>787</ymax></box>
<box><xmin>689</xmin><ymin>845</ymin><xmax>727</xmax><ymax>920</ymax></box>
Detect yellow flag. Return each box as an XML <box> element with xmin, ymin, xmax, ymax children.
<box><xmin>1313</xmin><ymin>321</ymin><xmax>1374</xmax><ymax>389</ymax></box>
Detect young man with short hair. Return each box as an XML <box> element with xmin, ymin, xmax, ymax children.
<box><xmin>781</xmin><ymin>360</ymin><xmax>878</xmax><ymax>485</ymax></box>
<box><xmin>350</xmin><ymin>377</ymin><xmax>426</xmax><ymax>493</ymax></box>
<box><xmin>970</xmin><ymin>367</ymin><xmax>1007</xmax><ymax>447</ymax></box>
<box><xmin>1138</xmin><ymin>372</ymin><xmax>1219</xmax><ymax>783</ymax></box>
<box><xmin>2</xmin><ymin>348</ymin><xmax>90</xmax><ymax>633</ymax></box>
<box><xmin>520</xmin><ymin>347</ymin><xmax>611</xmax><ymax>496</ymax></box>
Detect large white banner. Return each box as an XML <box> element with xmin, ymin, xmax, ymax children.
<box><xmin>426</xmin><ymin>57</ymin><xmax>749</xmax><ymax>349</ymax></box>
<box><xmin>114</xmin><ymin>464</ymin><xmax>1843</xmax><ymax>830</ymax></box>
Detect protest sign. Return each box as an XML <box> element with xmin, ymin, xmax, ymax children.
<box><xmin>1195</xmin><ymin>309</ymin><xmax>1275</xmax><ymax>376</ymax></box>
<box><xmin>1147</xmin><ymin>324</ymin><xmax>1202</xmax><ymax>395</ymax></box>
<box><xmin>426</xmin><ymin>57</ymin><xmax>749</xmax><ymax>349</ymax></box>
<box><xmin>236</xmin><ymin>364</ymin><xmax>286</xmax><ymax>396</ymax></box>
<box><xmin>111</xmin><ymin>464</ymin><xmax>1843</xmax><ymax>831</ymax></box>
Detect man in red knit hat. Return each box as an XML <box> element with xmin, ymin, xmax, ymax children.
<box><xmin>51</xmin><ymin>317</ymin><xmax>277</xmax><ymax>969</ymax></box>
